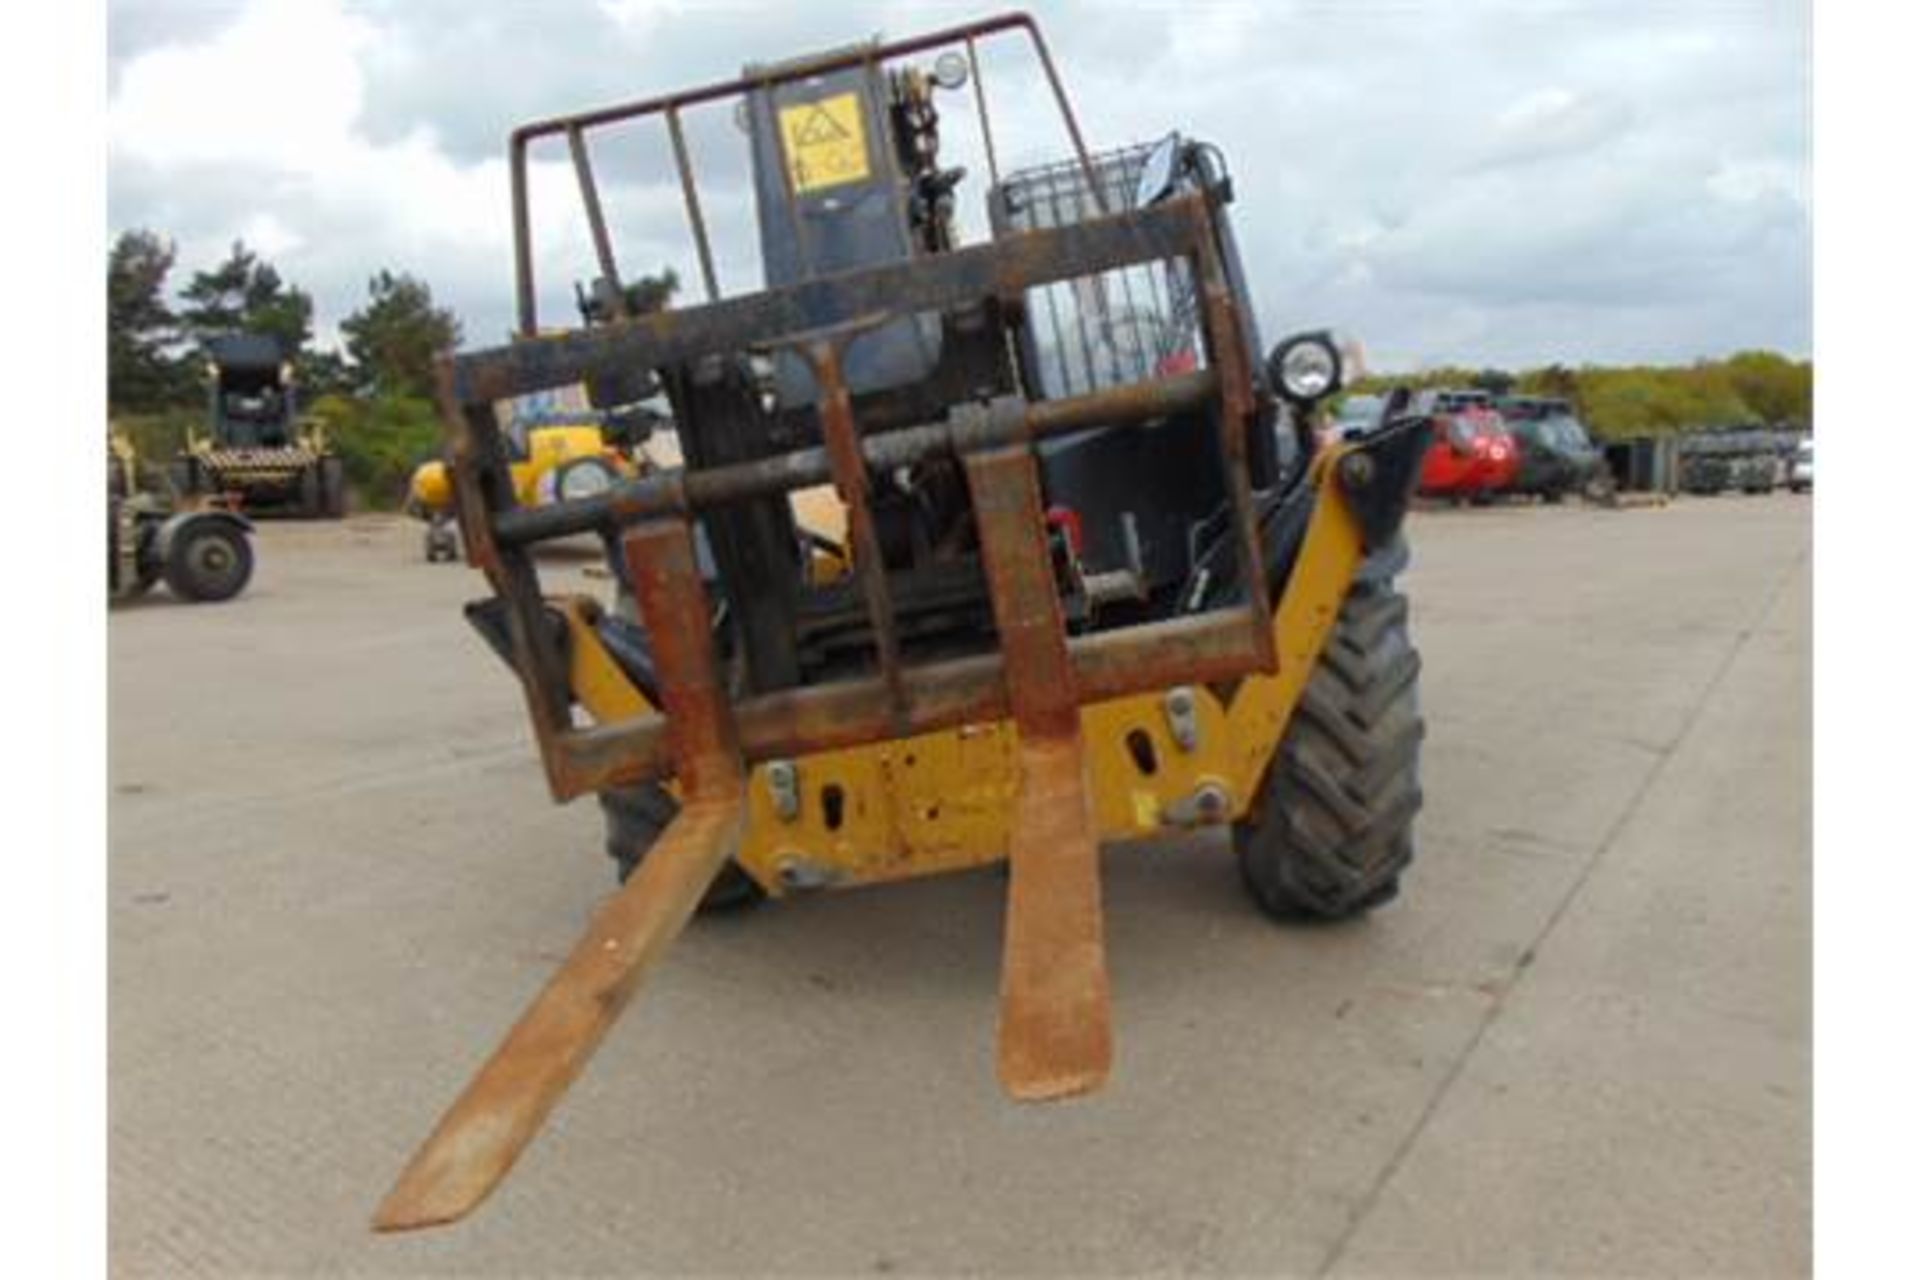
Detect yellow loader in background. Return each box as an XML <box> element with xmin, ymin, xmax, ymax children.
<box><xmin>408</xmin><ymin>394</ymin><xmax>646</xmax><ymax>562</ymax></box>
<box><xmin>172</xmin><ymin>333</ymin><xmax>345</xmax><ymax>518</ymax></box>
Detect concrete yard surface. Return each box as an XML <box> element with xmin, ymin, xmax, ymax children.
<box><xmin>108</xmin><ymin>496</ymin><xmax>1811</xmax><ymax>1277</ymax></box>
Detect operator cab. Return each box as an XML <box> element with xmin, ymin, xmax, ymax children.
<box><xmin>205</xmin><ymin>334</ymin><xmax>296</xmax><ymax>449</ymax></box>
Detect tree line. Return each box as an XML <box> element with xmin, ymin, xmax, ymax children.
<box><xmin>112</xmin><ymin>226</ymin><xmax>1813</xmax><ymax>502</ymax></box>
<box><xmin>107</xmin><ymin>229</ymin><xmax>463</xmax><ymax>505</ymax></box>
<box><xmin>1346</xmin><ymin>351</ymin><xmax>1813</xmax><ymax>439</ymax></box>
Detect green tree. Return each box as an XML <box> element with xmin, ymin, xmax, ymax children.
<box><xmin>107</xmin><ymin>229</ymin><xmax>190</xmax><ymax>411</ymax></box>
<box><xmin>1519</xmin><ymin>363</ymin><xmax>1581</xmax><ymax>405</ymax></box>
<box><xmin>1724</xmin><ymin>350</ymin><xmax>1813</xmax><ymax>425</ymax></box>
<box><xmin>298</xmin><ymin>347</ymin><xmax>360</xmax><ymax>401</ymax></box>
<box><xmin>307</xmin><ymin>390</ymin><xmax>443</xmax><ymax>509</ymax></box>
<box><xmin>339</xmin><ymin>270</ymin><xmax>463</xmax><ymax>398</ymax></box>
<box><xmin>1471</xmin><ymin>368</ymin><xmax>1516</xmax><ymax>397</ymax></box>
<box><xmin>179</xmin><ymin>240</ymin><xmax>314</xmax><ymax>356</ymax></box>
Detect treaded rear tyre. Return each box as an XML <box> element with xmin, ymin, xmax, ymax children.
<box><xmin>1234</xmin><ymin>550</ymin><xmax>1424</xmax><ymax>922</ymax></box>
<box><xmin>601</xmin><ymin>784</ymin><xmax>763</xmax><ymax>912</ymax></box>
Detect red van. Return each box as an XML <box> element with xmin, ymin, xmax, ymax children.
<box><xmin>1415</xmin><ymin>389</ymin><xmax>1520</xmax><ymax>503</ymax></box>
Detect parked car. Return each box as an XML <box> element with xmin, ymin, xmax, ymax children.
<box><xmin>1679</xmin><ymin>426</ymin><xmax>1789</xmax><ymax>496</ymax></box>
<box><xmin>1497</xmin><ymin>396</ymin><xmax>1608</xmax><ymax>502</ymax></box>
<box><xmin>1328</xmin><ymin>393</ymin><xmax>1385</xmax><ymax>444</ymax></box>
<box><xmin>1413</xmin><ymin>389</ymin><xmax>1519</xmax><ymax>504</ymax></box>
<box><xmin>1678</xmin><ymin>434</ymin><xmax>1732</xmax><ymax>495</ymax></box>
<box><xmin>1788</xmin><ymin>437</ymin><xmax>1813</xmax><ymax>492</ymax></box>
<box><xmin>1731</xmin><ymin>451</ymin><xmax>1779</xmax><ymax>494</ymax></box>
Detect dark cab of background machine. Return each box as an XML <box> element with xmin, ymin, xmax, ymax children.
<box><xmin>204</xmin><ymin>333</ymin><xmax>296</xmax><ymax>448</ymax></box>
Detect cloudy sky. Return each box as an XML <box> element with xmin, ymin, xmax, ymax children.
<box><xmin>107</xmin><ymin>0</ymin><xmax>1809</xmax><ymax>372</ymax></box>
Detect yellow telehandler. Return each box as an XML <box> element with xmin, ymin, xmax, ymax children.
<box><xmin>377</xmin><ymin>12</ymin><xmax>1433</xmax><ymax>1230</ymax></box>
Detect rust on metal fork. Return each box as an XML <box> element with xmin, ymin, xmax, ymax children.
<box><xmin>1192</xmin><ymin>226</ymin><xmax>1276</xmax><ymax>671</ymax></box>
<box><xmin>805</xmin><ymin>340</ymin><xmax>910</xmax><ymax>727</ymax></box>
<box><xmin>441</xmin><ymin>186</ymin><xmax>1275</xmax><ymax>811</ymax></box>
<box><xmin>963</xmin><ymin>444</ymin><xmax>1112</xmax><ymax>1100</ymax></box>
<box><xmin>374</xmin><ymin>518</ymin><xmax>748</xmax><ymax>1232</ymax></box>
<box><xmin>550</xmin><ymin>606</ymin><xmax>1270</xmax><ymax>799</ymax></box>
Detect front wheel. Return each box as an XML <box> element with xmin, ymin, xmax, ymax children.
<box><xmin>600</xmin><ymin>784</ymin><xmax>763</xmax><ymax>912</ymax></box>
<box><xmin>163</xmin><ymin>520</ymin><xmax>253</xmax><ymax>603</ymax></box>
<box><xmin>1234</xmin><ymin>557</ymin><xmax>1424</xmax><ymax>921</ymax></box>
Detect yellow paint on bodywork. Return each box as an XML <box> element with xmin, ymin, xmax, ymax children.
<box><xmin>561</xmin><ymin>598</ymin><xmax>652</xmax><ymax>724</ymax></box>
<box><xmin>558</xmin><ymin>446</ymin><xmax>1373</xmax><ymax>896</ymax></box>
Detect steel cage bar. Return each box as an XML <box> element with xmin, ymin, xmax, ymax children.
<box><xmin>456</xmin><ymin>193</ymin><xmax>1218</xmax><ymax>406</ymax></box>
<box><xmin>441</xmin><ymin>190</ymin><xmax>1273</xmax><ymax>802</ymax></box>
<box><xmin>455</xmin><ymin>22</ymin><xmax>1274</xmax><ymax>806</ymax></box>
<box><xmin>506</xmin><ymin>11</ymin><xmax>1101</xmax><ymax>334</ymax></box>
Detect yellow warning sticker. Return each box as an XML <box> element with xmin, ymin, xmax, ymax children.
<box><xmin>778</xmin><ymin>92</ymin><xmax>870</xmax><ymax>195</ymax></box>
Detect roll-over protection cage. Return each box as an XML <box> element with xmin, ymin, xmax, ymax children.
<box><xmin>437</xmin><ymin>11</ymin><xmax>1279</xmax><ymax>803</ymax></box>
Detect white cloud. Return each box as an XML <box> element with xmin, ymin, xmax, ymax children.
<box><xmin>107</xmin><ymin>0</ymin><xmax>594</xmax><ymax>348</ymax></box>
<box><xmin>108</xmin><ymin>0</ymin><xmax>1811</xmax><ymax>370</ymax></box>
<box><xmin>1481</xmin><ymin>87</ymin><xmax>1635</xmax><ymax>170</ymax></box>
<box><xmin>1710</xmin><ymin>157</ymin><xmax>1808</xmax><ymax>206</ymax></box>
<box><xmin>108</xmin><ymin>0</ymin><xmax>374</xmax><ymax>169</ymax></box>
<box><xmin>234</xmin><ymin>211</ymin><xmax>302</xmax><ymax>258</ymax></box>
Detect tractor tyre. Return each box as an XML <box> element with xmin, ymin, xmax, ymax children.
<box><xmin>1234</xmin><ymin>554</ymin><xmax>1424</xmax><ymax>922</ymax></box>
<box><xmin>320</xmin><ymin>458</ymin><xmax>348</xmax><ymax>518</ymax></box>
<box><xmin>163</xmin><ymin>521</ymin><xmax>254</xmax><ymax>603</ymax></box>
<box><xmin>107</xmin><ymin>509</ymin><xmax>161</xmax><ymax>599</ymax></box>
<box><xmin>600</xmin><ymin>783</ymin><xmax>763</xmax><ymax>912</ymax></box>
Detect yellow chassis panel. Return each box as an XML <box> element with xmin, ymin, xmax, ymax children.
<box><xmin>560</xmin><ymin>448</ymin><xmax>1366</xmax><ymax>896</ymax></box>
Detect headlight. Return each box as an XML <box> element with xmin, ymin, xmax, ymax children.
<box><xmin>1266</xmin><ymin>330</ymin><xmax>1344</xmax><ymax>405</ymax></box>
<box><xmin>556</xmin><ymin>459</ymin><xmax>615</xmax><ymax>502</ymax></box>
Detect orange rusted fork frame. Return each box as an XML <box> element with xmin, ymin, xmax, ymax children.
<box><xmin>374</xmin><ymin>519</ymin><xmax>746</xmax><ymax>1232</ymax></box>
<box><xmin>964</xmin><ymin>445</ymin><xmax>1112</xmax><ymax>1098</ymax></box>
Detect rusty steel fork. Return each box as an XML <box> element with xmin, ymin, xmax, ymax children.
<box><xmin>378</xmin><ymin>435</ymin><xmax>1116</xmax><ymax>1230</ymax></box>
<box><xmin>964</xmin><ymin>444</ymin><xmax>1113</xmax><ymax>1099</ymax></box>
<box><xmin>373</xmin><ymin>518</ymin><xmax>747</xmax><ymax>1232</ymax></box>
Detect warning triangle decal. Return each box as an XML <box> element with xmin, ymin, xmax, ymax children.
<box><xmin>793</xmin><ymin>104</ymin><xmax>851</xmax><ymax>146</ymax></box>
